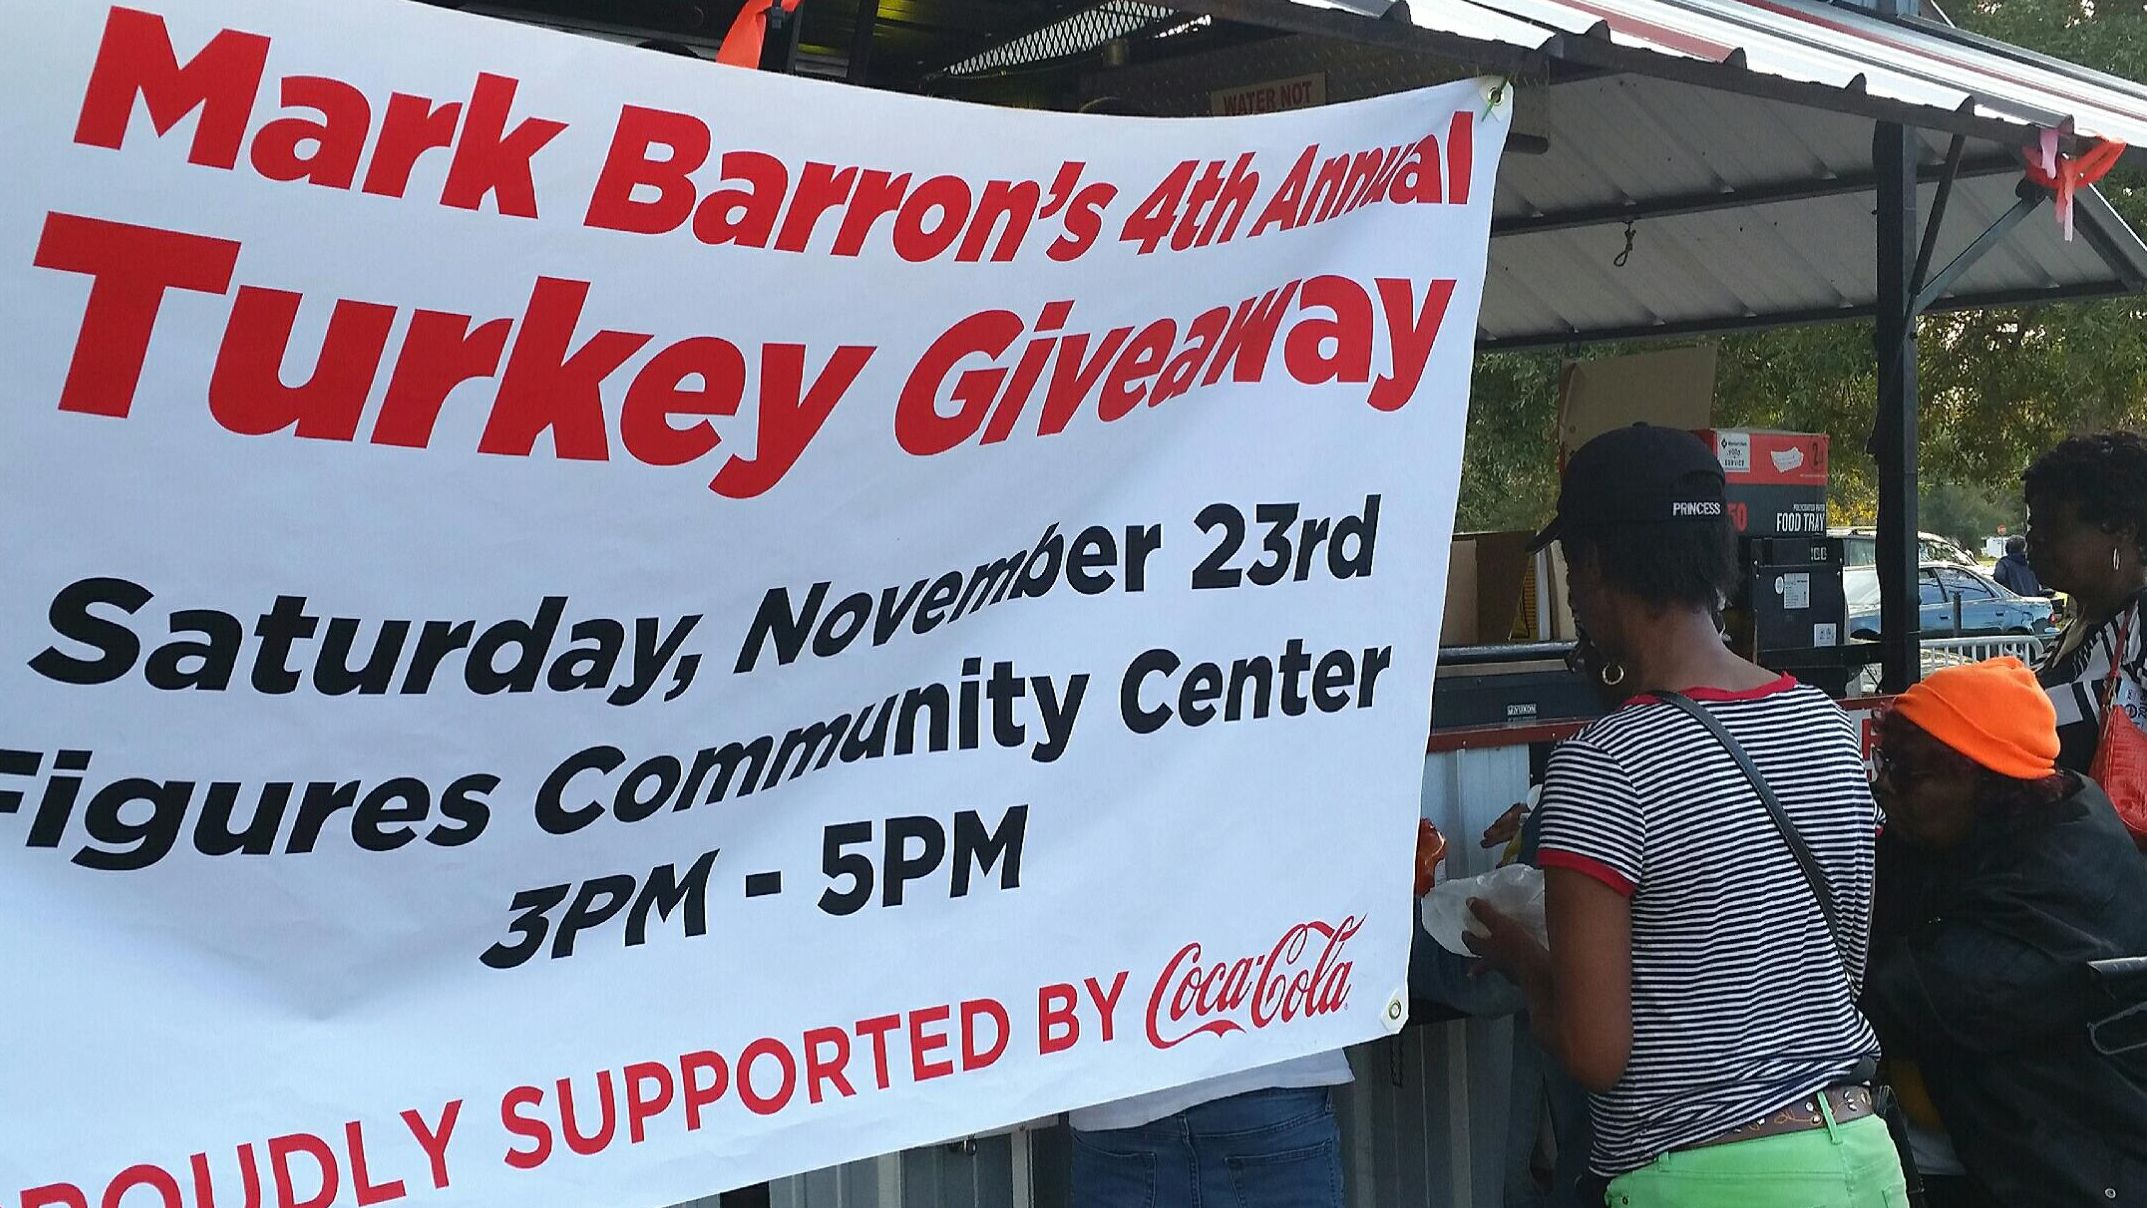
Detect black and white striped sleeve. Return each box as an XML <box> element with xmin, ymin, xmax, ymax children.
<box><xmin>1534</xmin><ymin>737</ymin><xmax>1645</xmax><ymax>897</ymax></box>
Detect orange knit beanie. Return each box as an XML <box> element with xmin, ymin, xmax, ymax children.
<box><xmin>1890</xmin><ymin>656</ymin><xmax>2060</xmax><ymax>781</ymax></box>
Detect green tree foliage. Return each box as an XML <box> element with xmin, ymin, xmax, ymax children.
<box><xmin>1455</xmin><ymin>352</ymin><xmax>1561</xmax><ymax>531</ymax></box>
<box><xmin>1456</xmin><ymin>0</ymin><xmax>2147</xmax><ymax>535</ymax></box>
<box><xmin>1920</xmin><ymin>480</ymin><xmax>2023</xmax><ymax>548</ymax></box>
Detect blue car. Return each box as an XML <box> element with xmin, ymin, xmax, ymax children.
<box><xmin>1846</xmin><ymin>562</ymin><xmax>2057</xmax><ymax>640</ymax></box>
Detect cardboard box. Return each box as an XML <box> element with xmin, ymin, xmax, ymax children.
<box><xmin>1442</xmin><ymin>531</ymin><xmax>1534</xmax><ymax>646</ymax></box>
<box><xmin>1441</xmin><ymin>538</ymin><xmax>1480</xmax><ymax>646</ymax></box>
<box><xmin>1697</xmin><ymin>429</ymin><xmax>1830</xmax><ymax>538</ymax></box>
<box><xmin>1557</xmin><ymin>346</ymin><xmax>1717</xmax><ymax>460</ymax></box>
<box><xmin>1473</xmin><ymin>531</ymin><xmax>1533</xmax><ymax>643</ymax></box>
<box><xmin>1444</xmin><ymin>534</ymin><xmax>1579</xmax><ymax>647</ymax></box>
<box><xmin>1537</xmin><ymin>544</ymin><xmax>1578</xmax><ymax>641</ymax></box>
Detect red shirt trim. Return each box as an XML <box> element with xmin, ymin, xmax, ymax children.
<box><xmin>1538</xmin><ymin>849</ymin><xmax>1637</xmax><ymax>898</ymax></box>
<box><xmin>1626</xmin><ymin>673</ymin><xmax>1798</xmax><ymax>708</ymax></box>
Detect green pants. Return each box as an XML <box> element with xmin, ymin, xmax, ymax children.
<box><xmin>1605</xmin><ymin>1110</ymin><xmax>1910</xmax><ymax>1207</ymax></box>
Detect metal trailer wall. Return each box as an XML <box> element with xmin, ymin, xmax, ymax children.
<box><xmin>675</xmin><ymin>743</ymin><xmax>1535</xmax><ymax>1208</ymax></box>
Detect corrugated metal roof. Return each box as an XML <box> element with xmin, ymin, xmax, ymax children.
<box><xmin>1180</xmin><ymin>0</ymin><xmax>2147</xmax><ymax>343</ymax></box>
<box><xmin>1287</xmin><ymin>0</ymin><xmax>2147</xmax><ymax>148</ymax></box>
<box><xmin>1074</xmin><ymin>19</ymin><xmax>2147</xmax><ymax>342</ymax></box>
<box><xmin>1478</xmin><ymin>72</ymin><xmax>2147</xmax><ymax>346</ymax></box>
<box><xmin>1294</xmin><ymin>0</ymin><xmax>1559</xmax><ymax>47</ymax></box>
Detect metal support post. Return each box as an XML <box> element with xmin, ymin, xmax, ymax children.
<box><xmin>1912</xmin><ymin>185</ymin><xmax>2046</xmax><ymax>317</ymax></box>
<box><xmin>1869</xmin><ymin>0</ymin><xmax>1926</xmax><ymax>694</ymax></box>
<box><xmin>847</xmin><ymin>0</ymin><xmax>882</xmax><ymax>83</ymax></box>
<box><xmin>758</xmin><ymin>1</ymin><xmax>804</xmax><ymax>74</ymax></box>
<box><xmin>1911</xmin><ymin>133</ymin><xmax>1967</xmax><ymax>294</ymax></box>
<box><xmin>1872</xmin><ymin>115</ymin><xmax>1922</xmax><ymax>692</ymax></box>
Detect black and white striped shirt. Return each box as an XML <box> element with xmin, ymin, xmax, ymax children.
<box><xmin>2039</xmin><ymin>595</ymin><xmax>2147</xmax><ymax>775</ymax></box>
<box><xmin>1534</xmin><ymin>677</ymin><xmax>1881</xmax><ymax>1177</ymax></box>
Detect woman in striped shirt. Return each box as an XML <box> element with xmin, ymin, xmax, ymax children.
<box><xmin>1467</xmin><ymin>425</ymin><xmax>1905</xmax><ymax>1208</ymax></box>
<box><xmin>2023</xmin><ymin>432</ymin><xmax>2147</xmax><ymax>775</ymax></box>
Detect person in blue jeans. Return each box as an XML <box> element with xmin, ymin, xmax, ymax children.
<box><xmin>1068</xmin><ymin>1056</ymin><xmax>1350</xmax><ymax>1207</ymax></box>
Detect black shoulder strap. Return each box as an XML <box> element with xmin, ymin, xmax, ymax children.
<box><xmin>1655</xmin><ymin>690</ymin><xmax>1850</xmax><ymax>979</ymax></box>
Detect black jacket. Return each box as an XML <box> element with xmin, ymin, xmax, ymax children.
<box><xmin>1994</xmin><ymin>553</ymin><xmax>2046</xmax><ymax>597</ymax></box>
<box><xmin>1865</xmin><ymin>779</ymin><xmax>2147</xmax><ymax>1206</ymax></box>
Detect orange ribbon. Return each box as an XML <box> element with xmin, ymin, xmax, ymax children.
<box><xmin>717</xmin><ymin>0</ymin><xmax>805</xmax><ymax>69</ymax></box>
<box><xmin>2022</xmin><ymin>133</ymin><xmax>2127</xmax><ymax>241</ymax></box>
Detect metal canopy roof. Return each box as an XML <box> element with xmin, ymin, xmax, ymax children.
<box><xmin>1140</xmin><ymin>0</ymin><xmax>2147</xmax><ymax>345</ymax></box>
<box><xmin>1482</xmin><ymin>72</ymin><xmax>2147</xmax><ymax>347</ymax></box>
<box><xmin>1267</xmin><ymin>0</ymin><xmax>2147</xmax><ymax>151</ymax></box>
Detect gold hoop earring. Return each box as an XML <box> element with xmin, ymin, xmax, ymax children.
<box><xmin>1601</xmin><ymin>663</ymin><xmax>1627</xmax><ymax>687</ymax></box>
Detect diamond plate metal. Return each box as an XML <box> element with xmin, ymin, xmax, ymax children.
<box><xmin>945</xmin><ymin>3</ymin><xmax>1184</xmax><ymax>77</ymax></box>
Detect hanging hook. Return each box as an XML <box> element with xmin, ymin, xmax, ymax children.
<box><xmin>1613</xmin><ymin>220</ymin><xmax>1636</xmax><ymax>269</ymax></box>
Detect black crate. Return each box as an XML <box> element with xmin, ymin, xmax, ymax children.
<box><xmin>1742</xmin><ymin>536</ymin><xmax>1848</xmax><ymax>653</ymax></box>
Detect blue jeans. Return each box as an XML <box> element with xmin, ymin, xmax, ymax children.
<box><xmin>1070</xmin><ymin>1085</ymin><xmax>1343</xmax><ymax>1208</ymax></box>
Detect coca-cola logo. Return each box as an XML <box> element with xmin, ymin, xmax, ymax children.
<box><xmin>1145</xmin><ymin>915</ymin><xmax>1362</xmax><ymax>1049</ymax></box>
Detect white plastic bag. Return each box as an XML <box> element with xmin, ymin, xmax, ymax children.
<box><xmin>1419</xmin><ymin>864</ymin><xmax>1547</xmax><ymax>957</ymax></box>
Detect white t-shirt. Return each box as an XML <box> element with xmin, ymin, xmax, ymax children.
<box><xmin>1067</xmin><ymin>1051</ymin><xmax>1353</xmax><ymax>1131</ymax></box>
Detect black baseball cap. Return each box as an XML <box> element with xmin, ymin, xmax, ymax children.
<box><xmin>1526</xmin><ymin>424</ymin><xmax>1728</xmax><ymax>554</ymax></box>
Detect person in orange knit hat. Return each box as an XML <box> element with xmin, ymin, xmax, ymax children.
<box><xmin>1865</xmin><ymin>657</ymin><xmax>2147</xmax><ymax>1208</ymax></box>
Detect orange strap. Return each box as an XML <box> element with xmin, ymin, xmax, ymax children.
<box><xmin>717</xmin><ymin>0</ymin><xmax>805</xmax><ymax>69</ymax></box>
<box><xmin>2022</xmin><ymin>133</ymin><xmax>2128</xmax><ymax>241</ymax></box>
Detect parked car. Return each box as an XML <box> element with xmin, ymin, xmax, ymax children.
<box><xmin>1844</xmin><ymin>562</ymin><xmax>2057</xmax><ymax>639</ymax></box>
<box><xmin>1832</xmin><ymin>528</ymin><xmax>1981</xmax><ymax>568</ymax></box>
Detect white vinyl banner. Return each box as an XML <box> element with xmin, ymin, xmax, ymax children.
<box><xmin>0</xmin><ymin>3</ymin><xmax>1506</xmax><ymax>1204</ymax></box>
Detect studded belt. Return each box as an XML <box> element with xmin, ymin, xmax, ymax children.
<box><xmin>1676</xmin><ymin>1085</ymin><xmax>1877</xmax><ymax>1152</ymax></box>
